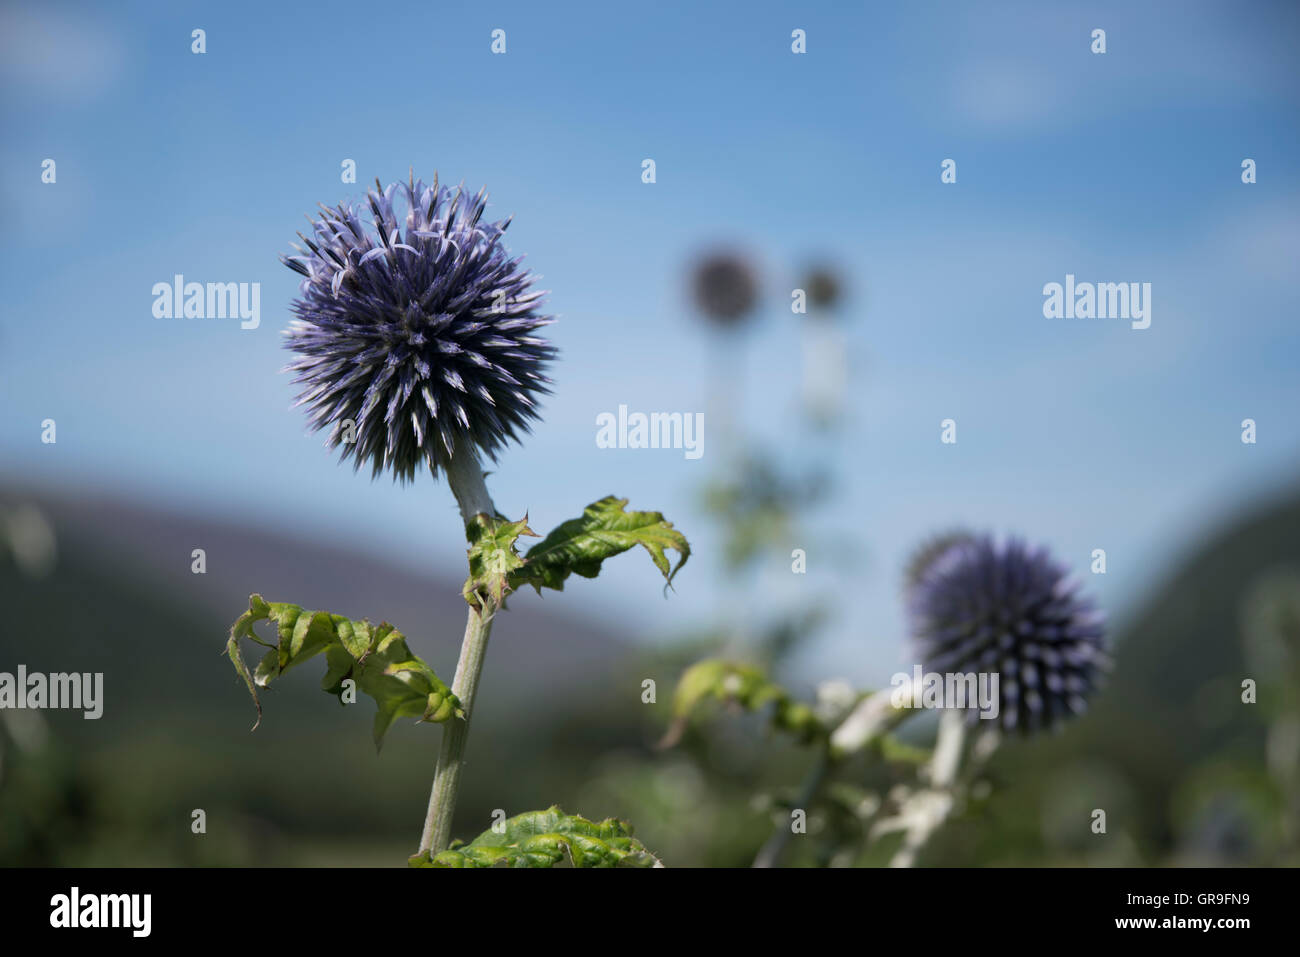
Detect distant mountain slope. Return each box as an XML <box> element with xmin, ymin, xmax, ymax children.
<box><xmin>0</xmin><ymin>483</ymin><xmax>633</xmax><ymax>712</ymax></box>
<box><xmin>0</xmin><ymin>483</ymin><xmax>642</xmax><ymax>865</ymax></box>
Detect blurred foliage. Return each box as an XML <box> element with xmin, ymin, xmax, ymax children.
<box><xmin>662</xmin><ymin>658</ymin><xmax>825</xmax><ymax>747</ymax></box>
<box><xmin>700</xmin><ymin>451</ymin><xmax>828</xmax><ymax>572</ymax></box>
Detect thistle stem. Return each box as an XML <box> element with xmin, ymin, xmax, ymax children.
<box><xmin>888</xmin><ymin>709</ymin><xmax>966</xmax><ymax>868</ymax></box>
<box><xmin>444</xmin><ymin>445</ymin><xmax>496</xmax><ymax>524</ymax></box>
<box><xmin>752</xmin><ymin>681</ymin><xmax>920</xmax><ymax>867</ymax></box>
<box><xmin>419</xmin><ymin>447</ymin><xmax>498</xmax><ymax>856</ymax></box>
<box><xmin>752</xmin><ymin>749</ymin><xmax>830</xmax><ymax>868</ymax></box>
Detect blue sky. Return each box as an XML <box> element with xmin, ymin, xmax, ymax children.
<box><xmin>2</xmin><ymin>0</ymin><xmax>1298</xmax><ymax>687</ymax></box>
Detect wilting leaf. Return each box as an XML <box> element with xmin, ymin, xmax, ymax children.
<box><xmin>462</xmin><ymin>513</ymin><xmax>537</xmax><ymax>609</ymax></box>
<box><xmin>659</xmin><ymin>659</ymin><xmax>823</xmax><ymax>748</ymax></box>
<box><xmin>226</xmin><ymin>594</ymin><xmax>461</xmax><ymax>749</ymax></box>
<box><xmin>409</xmin><ymin>807</ymin><xmax>662</xmax><ymax>868</ymax></box>
<box><xmin>510</xmin><ymin>496</ymin><xmax>689</xmax><ymax>594</ymax></box>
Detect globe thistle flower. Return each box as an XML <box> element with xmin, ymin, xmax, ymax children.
<box><xmin>802</xmin><ymin>266</ymin><xmax>843</xmax><ymax>313</ymax></box>
<box><xmin>691</xmin><ymin>251</ymin><xmax>759</xmax><ymax>327</ymax></box>
<box><xmin>281</xmin><ymin>173</ymin><xmax>555</xmax><ymax>481</ymax></box>
<box><xmin>906</xmin><ymin>534</ymin><xmax>1108</xmax><ymax>733</ymax></box>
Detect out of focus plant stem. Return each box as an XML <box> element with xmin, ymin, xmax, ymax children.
<box><xmin>752</xmin><ymin>750</ymin><xmax>830</xmax><ymax>867</ymax></box>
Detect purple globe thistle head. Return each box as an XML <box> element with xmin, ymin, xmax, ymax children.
<box><xmin>906</xmin><ymin>534</ymin><xmax>1109</xmax><ymax>735</ymax></box>
<box><xmin>690</xmin><ymin>250</ymin><xmax>760</xmax><ymax>328</ymax></box>
<box><xmin>281</xmin><ymin>172</ymin><xmax>555</xmax><ymax>482</ymax></box>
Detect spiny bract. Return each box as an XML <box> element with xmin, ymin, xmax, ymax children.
<box><xmin>281</xmin><ymin>173</ymin><xmax>555</xmax><ymax>481</ymax></box>
<box><xmin>906</xmin><ymin>534</ymin><xmax>1108</xmax><ymax>734</ymax></box>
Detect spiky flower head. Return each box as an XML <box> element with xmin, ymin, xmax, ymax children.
<box><xmin>906</xmin><ymin>534</ymin><xmax>1108</xmax><ymax>734</ymax></box>
<box><xmin>691</xmin><ymin>251</ymin><xmax>759</xmax><ymax>328</ymax></box>
<box><xmin>281</xmin><ymin>173</ymin><xmax>555</xmax><ymax>481</ymax></box>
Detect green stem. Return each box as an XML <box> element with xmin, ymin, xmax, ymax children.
<box><xmin>418</xmin><ymin>447</ymin><xmax>497</xmax><ymax>856</ymax></box>
<box><xmin>751</xmin><ymin>681</ymin><xmax>923</xmax><ymax>867</ymax></box>
<box><xmin>752</xmin><ymin>749</ymin><xmax>830</xmax><ymax>868</ymax></box>
<box><xmin>420</xmin><ymin>600</ymin><xmax>496</xmax><ymax>854</ymax></box>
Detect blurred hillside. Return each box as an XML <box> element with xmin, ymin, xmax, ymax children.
<box><xmin>0</xmin><ymin>484</ymin><xmax>647</xmax><ymax>865</ymax></box>
<box><xmin>2</xmin><ymin>481</ymin><xmax>1298</xmax><ymax>866</ymax></box>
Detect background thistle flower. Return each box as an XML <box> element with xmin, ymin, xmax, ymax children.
<box><xmin>906</xmin><ymin>534</ymin><xmax>1108</xmax><ymax>733</ymax></box>
<box><xmin>690</xmin><ymin>251</ymin><xmax>759</xmax><ymax>327</ymax></box>
<box><xmin>281</xmin><ymin>173</ymin><xmax>555</xmax><ymax>481</ymax></box>
<box><xmin>802</xmin><ymin>266</ymin><xmax>843</xmax><ymax>313</ymax></box>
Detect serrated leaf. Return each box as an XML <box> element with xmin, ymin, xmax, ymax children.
<box><xmin>409</xmin><ymin>806</ymin><xmax>662</xmax><ymax>868</ymax></box>
<box><xmin>462</xmin><ymin>513</ymin><xmax>537</xmax><ymax>608</ymax></box>
<box><xmin>659</xmin><ymin>659</ymin><xmax>823</xmax><ymax>747</ymax></box>
<box><xmin>226</xmin><ymin>594</ymin><xmax>462</xmax><ymax>749</ymax></box>
<box><xmin>510</xmin><ymin>496</ymin><xmax>689</xmax><ymax>594</ymax></box>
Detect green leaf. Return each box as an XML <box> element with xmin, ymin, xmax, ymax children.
<box><xmin>659</xmin><ymin>659</ymin><xmax>823</xmax><ymax>747</ymax></box>
<box><xmin>225</xmin><ymin>594</ymin><xmax>462</xmax><ymax>749</ymax></box>
<box><xmin>875</xmin><ymin>734</ymin><xmax>932</xmax><ymax>766</ymax></box>
<box><xmin>462</xmin><ymin>513</ymin><xmax>537</xmax><ymax>608</ymax></box>
<box><xmin>700</xmin><ymin>452</ymin><xmax>826</xmax><ymax>570</ymax></box>
<box><xmin>409</xmin><ymin>807</ymin><xmax>662</xmax><ymax>868</ymax></box>
<box><xmin>510</xmin><ymin>496</ymin><xmax>689</xmax><ymax>594</ymax></box>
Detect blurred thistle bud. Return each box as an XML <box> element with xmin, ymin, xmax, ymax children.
<box><xmin>906</xmin><ymin>534</ymin><xmax>1109</xmax><ymax>734</ymax></box>
<box><xmin>281</xmin><ymin>172</ymin><xmax>555</xmax><ymax>482</ymax></box>
<box><xmin>690</xmin><ymin>250</ymin><xmax>760</xmax><ymax>328</ymax></box>
<box><xmin>814</xmin><ymin>678</ymin><xmax>858</xmax><ymax>727</ymax></box>
<box><xmin>802</xmin><ymin>266</ymin><xmax>843</xmax><ymax>314</ymax></box>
